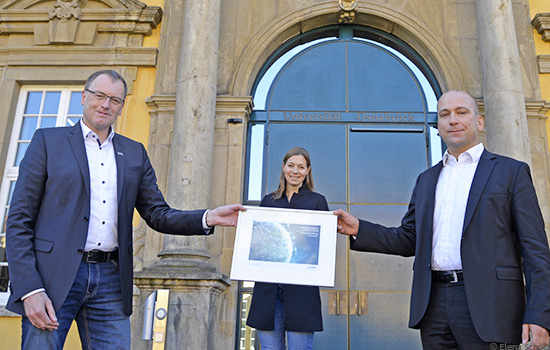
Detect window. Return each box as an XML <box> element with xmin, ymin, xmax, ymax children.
<box><xmin>0</xmin><ymin>87</ymin><xmax>84</xmax><ymax>304</ymax></box>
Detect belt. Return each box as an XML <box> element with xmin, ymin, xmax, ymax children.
<box><xmin>82</xmin><ymin>249</ymin><xmax>118</xmax><ymax>263</ymax></box>
<box><xmin>432</xmin><ymin>270</ymin><xmax>463</xmax><ymax>283</ymax></box>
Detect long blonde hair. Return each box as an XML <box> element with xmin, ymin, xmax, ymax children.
<box><xmin>271</xmin><ymin>147</ymin><xmax>315</xmax><ymax>200</ymax></box>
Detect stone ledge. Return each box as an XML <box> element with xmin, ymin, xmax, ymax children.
<box><xmin>134</xmin><ymin>268</ymin><xmax>231</xmax><ymax>294</ymax></box>
<box><xmin>533</xmin><ymin>13</ymin><xmax>550</xmax><ymax>42</ymax></box>
<box><xmin>216</xmin><ymin>95</ymin><xmax>254</xmax><ymax>115</ymax></box>
<box><xmin>473</xmin><ymin>99</ymin><xmax>549</xmax><ymax>119</ymax></box>
<box><xmin>525</xmin><ymin>100</ymin><xmax>550</xmax><ymax>118</ymax></box>
<box><xmin>0</xmin><ymin>47</ymin><xmax>158</xmax><ymax>66</ymax></box>
<box><xmin>539</xmin><ymin>55</ymin><xmax>550</xmax><ymax>74</ymax></box>
<box><xmin>146</xmin><ymin>94</ymin><xmax>177</xmax><ymax>112</ymax></box>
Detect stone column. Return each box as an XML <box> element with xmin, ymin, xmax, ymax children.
<box><xmin>158</xmin><ymin>0</ymin><xmax>222</xmax><ymax>269</ymax></box>
<box><xmin>134</xmin><ymin>1</ymin><xmax>225</xmax><ymax>349</ymax></box>
<box><xmin>476</xmin><ymin>0</ymin><xmax>531</xmax><ymax>164</ymax></box>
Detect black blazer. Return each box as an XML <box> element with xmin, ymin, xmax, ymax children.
<box><xmin>246</xmin><ymin>186</ymin><xmax>329</xmax><ymax>332</ymax></box>
<box><xmin>6</xmin><ymin>122</ymin><xmax>207</xmax><ymax>316</ymax></box>
<box><xmin>351</xmin><ymin>149</ymin><xmax>550</xmax><ymax>343</ymax></box>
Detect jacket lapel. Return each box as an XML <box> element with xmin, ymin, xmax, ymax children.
<box><xmin>113</xmin><ymin>135</ymin><xmax>125</xmax><ymax>206</ymax></box>
<box><xmin>424</xmin><ymin>161</ymin><xmax>443</xmax><ymax>238</ymax></box>
<box><xmin>67</xmin><ymin>123</ymin><xmax>90</xmax><ymax>196</ymax></box>
<box><xmin>462</xmin><ymin>150</ymin><xmax>497</xmax><ymax>235</ymax></box>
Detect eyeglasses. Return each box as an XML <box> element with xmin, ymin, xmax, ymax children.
<box><xmin>85</xmin><ymin>89</ymin><xmax>125</xmax><ymax>107</ymax></box>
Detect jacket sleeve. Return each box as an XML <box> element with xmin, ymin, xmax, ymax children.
<box><xmin>6</xmin><ymin>130</ymin><xmax>48</xmax><ymax>301</ymax></box>
<box><xmin>513</xmin><ymin>163</ymin><xmax>550</xmax><ymax>330</ymax></box>
<box><xmin>133</xmin><ymin>143</ymin><xmax>206</xmax><ymax>235</ymax></box>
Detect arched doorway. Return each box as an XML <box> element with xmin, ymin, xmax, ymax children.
<box><xmin>238</xmin><ymin>25</ymin><xmax>442</xmax><ymax>350</ymax></box>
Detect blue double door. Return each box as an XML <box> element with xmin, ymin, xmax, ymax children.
<box><xmin>263</xmin><ymin>122</ymin><xmax>427</xmax><ymax>349</ymax></box>
<box><xmin>250</xmin><ymin>28</ymin><xmax>441</xmax><ymax>348</ymax></box>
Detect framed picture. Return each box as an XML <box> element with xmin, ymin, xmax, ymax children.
<box><xmin>230</xmin><ymin>206</ymin><xmax>338</xmax><ymax>287</ymax></box>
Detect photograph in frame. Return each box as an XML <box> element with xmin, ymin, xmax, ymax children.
<box><xmin>230</xmin><ymin>206</ymin><xmax>338</xmax><ymax>287</ymax></box>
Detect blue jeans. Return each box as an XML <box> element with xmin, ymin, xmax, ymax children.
<box><xmin>21</xmin><ymin>259</ymin><xmax>130</xmax><ymax>350</ymax></box>
<box><xmin>257</xmin><ymin>286</ymin><xmax>314</xmax><ymax>350</ymax></box>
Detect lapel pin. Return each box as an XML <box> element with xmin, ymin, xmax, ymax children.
<box><xmin>117</xmin><ymin>152</ymin><xmax>124</xmax><ymax>156</ymax></box>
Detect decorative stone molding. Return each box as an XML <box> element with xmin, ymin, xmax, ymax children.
<box><xmin>231</xmin><ymin>4</ymin><xmax>462</xmax><ymax>96</ymax></box>
<box><xmin>49</xmin><ymin>0</ymin><xmax>84</xmax><ymax>21</ymax></box>
<box><xmin>538</xmin><ymin>55</ymin><xmax>550</xmax><ymax>74</ymax></box>
<box><xmin>476</xmin><ymin>99</ymin><xmax>550</xmax><ymax>120</ymax></box>
<box><xmin>145</xmin><ymin>94</ymin><xmax>177</xmax><ymax>118</ymax></box>
<box><xmin>0</xmin><ymin>0</ymin><xmax>162</xmax><ymax>46</ymax></box>
<box><xmin>525</xmin><ymin>100</ymin><xmax>550</xmax><ymax>120</ymax></box>
<box><xmin>47</xmin><ymin>0</ymin><xmax>83</xmax><ymax>43</ymax></box>
<box><xmin>338</xmin><ymin>0</ymin><xmax>357</xmax><ymax>24</ymax></box>
<box><xmin>532</xmin><ymin>13</ymin><xmax>550</xmax><ymax>42</ymax></box>
<box><xmin>215</xmin><ymin>95</ymin><xmax>254</xmax><ymax>116</ymax></box>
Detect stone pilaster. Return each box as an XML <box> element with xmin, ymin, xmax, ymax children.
<box><xmin>525</xmin><ymin>101</ymin><xmax>550</xmax><ymax>237</ymax></box>
<box><xmin>159</xmin><ymin>0</ymin><xmax>222</xmax><ymax>267</ymax></box>
<box><xmin>133</xmin><ymin>1</ymin><xmax>224</xmax><ymax>349</ymax></box>
<box><xmin>476</xmin><ymin>0</ymin><xmax>531</xmax><ymax>164</ymax></box>
<box><xmin>209</xmin><ymin>96</ymin><xmax>253</xmax><ymax>349</ymax></box>
<box><xmin>131</xmin><ymin>95</ymin><xmax>177</xmax><ymax>272</ymax></box>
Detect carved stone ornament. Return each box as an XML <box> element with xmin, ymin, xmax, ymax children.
<box><xmin>49</xmin><ymin>0</ymin><xmax>83</xmax><ymax>22</ymax></box>
<box><xmin>532</xmin><ymin>13</ymin><xmax>550</xmax><ymax>42</ymax></box>
<box><xmin>338</xmin><ymin>0</ymin><xmax>357</xmax><ymax>24</ymax></box>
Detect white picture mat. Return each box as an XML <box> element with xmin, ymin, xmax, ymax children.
<box><xmin>230</xmin><ymin>206</ymin><xmax>338</xmax><ymax>287</ymax></box>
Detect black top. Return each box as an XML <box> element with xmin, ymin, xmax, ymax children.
<box><xmin>246</xmin><ymin>186</ymin><xmax>329</xmax><ymax>331</ymax></box>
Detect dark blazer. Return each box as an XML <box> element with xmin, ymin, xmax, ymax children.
<box><xmin>246</xmin><ymin>186</ymin><xmax>328</xmax><ymax>332</ymax></box>
<box><xmin>6</xmin><ymin>122</ymin><xmax>206</xmax><ymax>316</ymax></box>
<box><xmin>351</xmin><ymin>149</ymin><xmax>550</xmax><ymax>343</ymax></box>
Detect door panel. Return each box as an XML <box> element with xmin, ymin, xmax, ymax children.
<box><xmin>350</xmin><ymin>292</ymin><xmax>421</xmax><ymax>349</ymax></box>
<box><xmin>269</xmin><ymin>42</ymin><xmax>346</xmax><ymax>111</ymax></box>
<box><xmin>349</xmin><ymin>128</ymin><xmax>427</xmax><ymax>204</ymax></box>
<box><xmin>348</xmin><ymin>42</ymin><xmax>425</xmax><ymax>112</ymax></box>
<box><xmin>346</xmin><ymin>129</ymin><xmax>426</xmax><ymax>349</ymax></box>
<box><xmin>291</xmin><ymin>126</ymin><xmax>425</xmax><ymax>350</ymax></box>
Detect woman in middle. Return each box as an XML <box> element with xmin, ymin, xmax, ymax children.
<box><xmin>246</xmin><ymin>146</ymin><xmax>328</xmax><ymax>350</ymax></box>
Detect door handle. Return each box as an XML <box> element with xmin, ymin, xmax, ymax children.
<box><xmin>327</xmin><ymin>291</ymin><xmax>369</xmax><ymax>316</ymax></box>
<box><xmin>350</xmin><ymin>126</ymin><xmax>425</xmax><ymax>133</ymax></box>
<box><xmin>357</xmin><ymin>291</ymin><xmax>368</xmax><ymax>316</ymax></box>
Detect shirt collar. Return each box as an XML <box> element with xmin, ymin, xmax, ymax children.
<box><xmin>80</xmin><ymin>119</ymin><xmax>115</xmax><ymax>143</ymax></box>
<box><xmin>442</xmin><ymin>143</ymin><xmax>484</xmax><ymax>166</ymax></box>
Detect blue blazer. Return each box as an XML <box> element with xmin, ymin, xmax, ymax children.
<box><xmin>6</xmin><ymin>122</ymin><xmax>206</xmax><ymax>316</ymax></box>
<box><xmin>351</xmin><ymin>149</ymin><xmax>550</xmax><ymax>343</ymax></box>
<box><xmin>246</xmin><ymin>187</ymin><xmax>328</xmax><ymax>332</ymax></box>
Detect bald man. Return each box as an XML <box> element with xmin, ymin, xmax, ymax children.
<box><xmin>336</xmin><ymin>90</ymin><xmax>550</xmax><ymax>349</ymax></box>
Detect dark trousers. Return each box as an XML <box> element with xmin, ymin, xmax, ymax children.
<box><xmin>420</xmin><ymin>280</ymin><xmax>515</xmax><ymax>350</ymax></box>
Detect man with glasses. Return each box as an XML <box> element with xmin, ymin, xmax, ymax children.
<box><xmin>5</xmin><ymin>70</ymin><xmax>245</xmax><ymax>349</ymax></box>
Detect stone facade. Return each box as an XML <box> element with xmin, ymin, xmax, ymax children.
<box><xmin>0</xmin><ymin>0</ymin><xmax>549</xmax><ymax>349</ymax></box>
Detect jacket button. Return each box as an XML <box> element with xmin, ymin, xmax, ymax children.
<box><xmin>84</xmin><ymin>216</ymin><xmax>89</xmax><ymax>222</ymax></box>
<box><xmin>77</xmin><ymin>249</ymin><xmax>83</xmax><ymax>255</ymax></box>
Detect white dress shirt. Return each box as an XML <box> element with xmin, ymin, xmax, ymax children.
<box><xmin>81</xmin><ymin>121</ymin><xmax>119</xmax><ymax>252</ymax></box>
<box><xmin>431</xmin><ymin>143</ymin><xmax>484</xmax><ymax>271</ymax></box>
